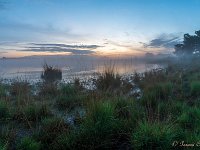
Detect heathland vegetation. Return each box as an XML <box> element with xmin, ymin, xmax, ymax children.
<box><xmin>1</xmin><ymin>32</ymin><xmax>200</xmax><ymax>149</ymax></box>
<box><xmin>1</xmin><ymin>58</ymin><xmax>200</xmax><ymax>150</ymax></box>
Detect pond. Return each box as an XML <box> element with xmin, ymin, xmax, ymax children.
<box><xmin>0</xmin><ymin>56</ymin><xmax>165</xmax><ymax>84</ymax></box>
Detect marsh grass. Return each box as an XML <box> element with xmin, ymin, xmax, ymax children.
<box><xmin>0</xmin><ymin>141</ymin><xmax>7</xmax><ymax>150</ymax></box>
<box><xmin>9</xmin><ymin>80</ymin><xmax>32</xmax><ymax>108</ymax></box>
<box><xmin>95</xmin><ymin>64</ymin><xmax>121</xmax><ymax>93</ymax></box>
<box><xmin>0</xmin><ymin>83</ymin><xmax>7</xmax><ymax>99</ymax></box>
<box><xmin>41</xmin><ymin>63</ymin><xmax>62</xmax><ymax>82</ymax></box>
<box><xmin>11</xmin><ymin>102</ymin><xmax>52</xmax><ymax>130</ymax></box>
<box><xmin>1</xmin><ymin>61</ymin><xmax>200</xmax><ymax>149</ymax></box>
<box><xmin>23</xmin><ymin>104</ymin><xmax>51</xmax><ymax>121</ymax></box>
<box><xmin>177</xmin><ymin>107</ymin><xmax>200</xmax><ymax>131</ymax></box>
<box><xmin>36</xmin><ymin>117</ymin><xmax>68</xmax><ymax>149</ymax></box>
<box><xmin>38</xmin><ymin>82</ymin><xmax>59</xmax><ymax>98</ymax></box>
<box><xmin>140</xmin><ymin>69</ymin><xmax>167</xmax><ymax>88</ymax></box>
<box><xmin>140</xmin><ymin>82</ymin><xmax>173</xmax><ymax>122</ymax></box>
<box><xmin>56</xmin><ymin>84</ymin><xmax>86</xmax><ymax>110</ymax></box>
<box><xmin>74</xmin><ymin>77</ymin><xmax>83</xmax><ymax>90</ymax></box>
<box><xmin>38</xmin><ymin>64</ymin><xmax>62</xmax><ymax>99</ymax></box>
<box><xmin>191</xmin><ymin>81</ymin><xmax>200</xmax><ymax>96</ymax></box>
<box><xmin>131</xmin><ymin>121</ymin><xmax>178</xmax><ymax>150</ymax></box>
<box><xmin>10</xmin><ymin>80</ymin><xmax>31</xmax><ymax>97</ymax></box>
<box><xmin>54</xmin><ymin>100</ymin><xmax>129</xmax><ymax>149</ymax></box>
<box><xmin>0</xmin><ymin>126</ymin><xmax>16</xmax><ymax>150</ymax></box>
<box><xmin>143</xmin><ymin>82</ymin><xmax>173</xmax><ymax>101</ymax></box>
<box><xmin>157</xmin><ymin>101</ymin><xmax>188</xmax><ymax>121</ymax></box>
<box><xmin>0</xmin><ymin>101</ymin><xmax>10</xmax><ymax>120</ymax></box>
<box><xmin>114</xmin><ymin>98</ymin><xmax>144</xmax><ymax>126</ymax></box>
<box><xmin>17</xmin><ymin>137</ymin><xmax>41</xmax><ymax>150</ymax></box>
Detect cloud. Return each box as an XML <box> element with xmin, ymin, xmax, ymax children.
<box><xmin>30</xmin><ymin>43</ymin><xmax>101</xmax><ymax>49</ymax></box>
<box><xmin>17</xmin><ymin>43</ymin><xmax>103</xmax><ymax>55</ymax></box>
<box><xmin>0</xmin><ymin>51</ymin><xmax>7</xmax><ymax>54</ymax></box>
<box><xmin>103</xmin><ymin>39</ymin><xmax>132</xmax><ymax>48</ymax></box>
<box><xmin>19</xmin><ymin>47</ymin><xmax>95</xmax><ymax>55</ymax></box>
<box><xmin>0</xmin><ymin>20</ymin><xmax>85</xmax><ymax>43</ymax></box>
<box><xmin>143</xmin><ymin>33</ymin><xmax>182</xmax><ymax>49</ymax></box>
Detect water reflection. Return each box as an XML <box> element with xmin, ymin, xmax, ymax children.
<box><xmin>0</xmin><ymin>56</ymin><xmax>164</xmax><ymax>82</ymax></box>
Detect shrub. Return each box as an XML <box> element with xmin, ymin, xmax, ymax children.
<box><xmin>41</xmin><ymin>64</ymin><xmax>62</xmax><ymax>82</ymax></box>
<box><xmin>0</xmin><ymin>101</ymin><xmax>9</xmax><ymax>119</ymax></box>
<box><xmin>131</xmin><ymin>122</ymin><xmax>178</xmax><ymax>150</ymax></box>
<box><xmin>191</xmin><ymin>81</ymin><xmax>200</xmax><ymax>96</ymax></box>
<box><xmin>17</xmin><ymin>137</ymin><xmax>41</xmax><ymax>150</ymax></box>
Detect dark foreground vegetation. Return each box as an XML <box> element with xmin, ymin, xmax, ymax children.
<box><xmin>1</xmin><ymin>58</ymin><xmax>200</xmax><ymax>150</ymax></box>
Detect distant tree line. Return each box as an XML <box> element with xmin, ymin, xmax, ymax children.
<box><xmin>175</xmin><ymin>30</ymin><xmax>200</xmax><ymax>56</ymax></box>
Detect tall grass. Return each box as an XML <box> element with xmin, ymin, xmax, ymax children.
<box><xmin>140</xmin><ymin>69</ymin><xmax>167</xmax><ymax>88</ymax></box>
<box><xmin>54</xmin><ymin>101</ymin><xmax>126</xmax><ymax>149</ymax></box>
<box><xmin>17</xmin><ymin>137</ymin><xmax>41</xmax><ymax>150</ymax></box>
<box><xmin>95</xmin><ymin>64</ymin><xmax>121</xmax><ymax>92</ymax></box>
<box><xmin>41</xmin><ymin>63</ymin><xmax>62</xmax><ymax>82</ymax></box>
<box><xmin>131</xmin><ymin>122</ymin><xmax>178</xmax><ymax>150</ymax></box>
<box><xmin>141</xmin><ymin>82</ymin><xmax>173</xmax><ymax>122</ymax></box>
<box><xmin>114</xmin><ymin>97</ymin><xmax>144</xmax><ymax>127</ymax></box>
<box><xmin>0</xmin><ymin>101</ymin><xmax>9</xmax><ymax>119</ymax></box>
<box><xmin>177</xmin><ymin>107</ymin><xmax>200</xmax><ymax>131</ymax></box>
<box><xmin>0</xmin><ymin>83</ymin><xmax>7</xmax><ymax>98</ymax></box>
<box><xmin>10</xmin><ymin>80</ymin><xmax>31</xmax><ymax>106</ymax></box>
<box><xmin>190</xmin><ymin>81</ymin><xmax>200</xmax><ymax>96</ymax></box>
<box><xmin>56</xmin><ymin>84</ymin><xmax>85</xmax><ymax>110</ymax></box>
<box><xmin>39</xmin><ymin>82</ymin><xmax>58</xmax><ymax>97</ymax></box>
<box><xmin>1</xmin><ymin>61</ymin><xmax>200</xmax><ymax>149</ymax></box>
<box><xmin>36</xmin><ymin>117</ymin><xmax>68</xmax><ymax>149</ymax></box>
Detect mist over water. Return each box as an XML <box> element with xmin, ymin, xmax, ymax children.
<box><xmin>0</xmin><ymin>55</ymin><xmax>163</xmax><ymax>82</ymax></box>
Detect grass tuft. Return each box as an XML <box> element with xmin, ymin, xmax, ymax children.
<box><xmin>191</xmin><ymin>81</ymin><xmax>200</xmax><ymax>96</ymax></box>
<box><xmin>131</xmin><ymin>122</ymin><xmax>177</xmax><ymax>150</ymax></box>
<box><xmin>0</xmin><ymin>101</ymin><xmax>9</xmax><ymax>119</ymax></box>
<box><xmin>41</xmin><ymin>63</ymin><xmax>62</xmax><ymax>82</ymax></box>
<box><xmin>17</xmin><ymin>137</ymin><xmax>41</xmax><ymax>150</ymax></box>
<box><xmin>95</xmin><ymin>65</ymin><xmax>121</xmax><ymax>92</ymax></box>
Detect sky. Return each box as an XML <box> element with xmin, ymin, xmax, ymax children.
<box><xmin>0</xmin><ymin>0</ymin><xmax>200</xmax><ymax>58</ymax></box>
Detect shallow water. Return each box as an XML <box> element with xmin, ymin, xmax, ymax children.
<box><xmin>0</xmin><ymin>56</ymin><xmax>164</xmax><ymax>83</ymax></box>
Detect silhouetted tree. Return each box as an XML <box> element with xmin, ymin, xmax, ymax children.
<box><xmin>175</xmin><ymin>30</ymin><xmax>200</xmax><ymax>56</ymax></box>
